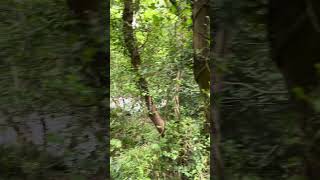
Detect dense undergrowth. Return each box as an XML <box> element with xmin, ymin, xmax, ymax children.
<box><xmin>110</xmin><ymin>108</ymin><xmax>209</xmax><ymax>179</ymax></box>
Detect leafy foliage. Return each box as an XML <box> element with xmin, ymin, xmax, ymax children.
<box><xmin>111</xmin><ymin>110</ymin><xmax>209</xmax><ymax>179</ymax></box>
<box><xmin>111</xmin><ymin>0</ymin><xmax>209</xmax><ymax>179</ymax></box>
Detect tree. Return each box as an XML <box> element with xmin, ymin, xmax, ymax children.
<box><xmin>192</xmin><ymin>0</ymin><xmax>226</xmax><ymax>179</ymax></box>
<box><xmin>122</xmin><ymin>0</ymin><xmax>165</xmax><ymax>135</ymax></box>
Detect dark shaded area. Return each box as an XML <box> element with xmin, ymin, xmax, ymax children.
<box><xmin>209</xmin><ymin>0</ymin><xmax>320</xmax><ymax>179</ymax></box>
<box><xmin>268</xmin><ymin>0</ymin><xmax>320</xmax><ymax>178</ymax></box>
<box><xmin>0</xmin><ymin>0</ymin><xmax>108</xmax><ymax>179</ymax></box>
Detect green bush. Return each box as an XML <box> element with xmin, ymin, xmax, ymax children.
<box><xmin>111</xmin><ymin>111</ymin><xmax>209</xmax><ymax>179</ymax></box>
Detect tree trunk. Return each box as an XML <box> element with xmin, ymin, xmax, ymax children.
<box><xmin>192</xmin><ymin>0</ymin><xmax>225</xmax><ymax>179</ymax></box>
<box><xmin>66</xmin><ymin>0</ymin><xmax>109</xmax><ymax>178</ymax></box>
<box><xmin>192</xmin><ymin>0</ymin><xmax>210</xmax><ymax>136</ymax></box>
<box><xmin>210</xmin><ymin>24</ymin><xmax>230</xmax><ymax>180</ymax></box>
<box><xmin>268</xmin><ymin>0</ymin><xmax>320</xmax><ymax>178</ymax></box>
<box><xmin>173</xmin><ymin>70</ymin><xmax>182</xmax><ymax>119</ymax></box>
<box><xmin>192</xmin><ymin>0</ymin><xmax>210</xmax><ymax>92</ymax></box>
<box><xmin>122</xmin><ymin>0</ymin><xmax>165</xmax><ymax>135</ymax></box>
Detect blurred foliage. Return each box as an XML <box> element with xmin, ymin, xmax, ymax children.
<box><xmin>216</xmin><ymin>0</ymin><xmax>312</xmax><ymax>179</ymax></box>
<box><xmin>0</xmin><ymin>0</ymin><xmax>107</xmax><ymax>111</ymax></box>
<box><xmin>0</xmin><ymin>0</ymin><xmax>107</xmax><ymax>179</ymax></box>
<box><xmin>0</xmin><ymin>145</ymin><xmax>67</xmax><ymax>179</ymax></box>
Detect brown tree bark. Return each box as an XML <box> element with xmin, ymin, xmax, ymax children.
<box><xmin>192</xmin><ymin>0</ymin><xmax>225</xmax><ymax>179</ymax></box>
<box><xmin>193</xmin><ymin>0</ymin><xmax>210</xmax><ymax>92</ymax></box>
<box><xmin>173</xmin><ymin>70</ymin><xmax>182</xmax><ymax>120</ymax></box>
<box><xmin>122</xmin><ymin>0</ymin><xmax>165</xmax><ymax>135</ymax></box>
<box><xmin>192</xmin><ymin>0</ymin><xmax>210</xmax><ymax>137</ymax></box>
<box><xmin>269</xmin><ymin>0</ymin><xmax>320</xmax><ymax>179</ymax></box>
<box><xmin>209</xmin><ymin>23</ymin><xmax>230</xmax><ymax>180</ymax></box>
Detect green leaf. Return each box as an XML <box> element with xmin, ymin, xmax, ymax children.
<box><xmin>111</xmin><ymin>139</ymin><xmax>122</xmax><ymax>148</ymax></box>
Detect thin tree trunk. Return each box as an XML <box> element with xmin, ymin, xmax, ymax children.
<box><xmin>210</xmin><ymin>26</ymin><xmax>229</xmax><ymax>180</ymax></box>
<box><xmin>173</xmin><ymin>70</ymin><xmax>182</xmax><ymax>119</ymax></box>
<box><xmin>122</xmin><ymin>0</ymin><xmax>165</xmax><ymax>135</ymax></box>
